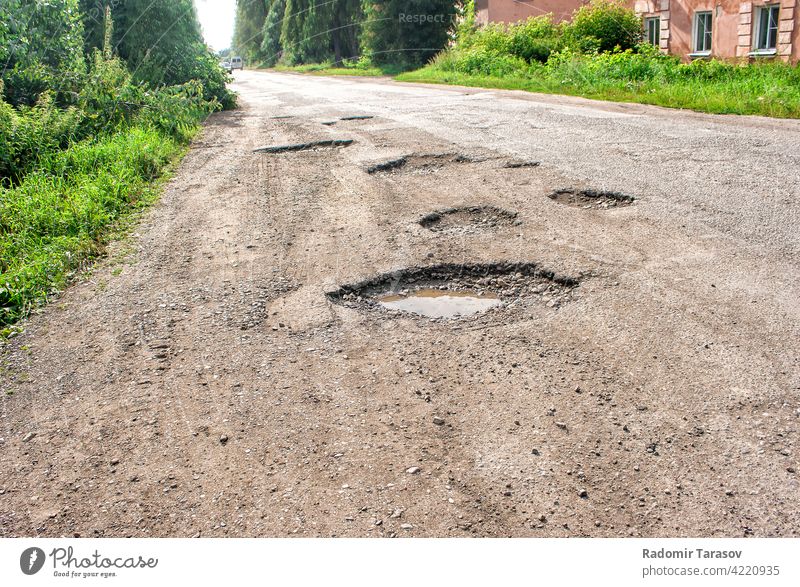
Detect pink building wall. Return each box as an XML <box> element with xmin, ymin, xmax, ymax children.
<box><xmin>474</xmin><ymin>0</ymin><xmax>589</xmax><ymax>24</ymax></box>
<box><xmin>634</xmin><ymin>0</ymin><xmax>799</xmax><ymax>62</ymax></box>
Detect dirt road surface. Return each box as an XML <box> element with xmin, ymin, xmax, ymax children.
<box><xmin>2</xmin><ymin>71</ymin><xmax>799</xmax><ymax>537</ymax></box>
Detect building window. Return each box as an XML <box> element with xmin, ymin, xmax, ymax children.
<box><xmin>754</xmin><ymin>4</ymin><xmax>780</xmax><ymax>52</ymax></box>
<box><xmin>693</xmin><ymin>11</ymin><xmax>712</xmax><ymax>54</ymax></box>
<box><xmin>645</xmin><ymin>17</ymin><xmax>661</xmax><ymax>46</ymax></box>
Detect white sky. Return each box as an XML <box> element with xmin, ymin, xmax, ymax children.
<box><xmin>196</xmin><ymin>0</ymin><xmax>237</xmax><ymax>51</ymax></box>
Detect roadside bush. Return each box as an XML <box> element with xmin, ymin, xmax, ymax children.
<box><xmin>1</xmin><ymin>56</ymin><xmax>217</xmax><ymax>184</ymax></box>
<box><xmin>552</xmin><ymin>45</ymin><xmax>678</xmax><ymax>83</ymax></box>
<box><xmin>432</xmin><ymin>47</ymin><xmax>529</xmax><ymax>77</ymax></box>
<box><xmin>563</xmin><ymin>0</ymin><xmax>642</xmax><ymax>53</ymax></box>
<box><xmin>0</xmin><ymin>127</ymin><xmax>181</xmax><ymax>324</ymax></box>
<box><xmin>0</xmin><ymin>94</ymin><xmax>83</xmax><ymax>184</ymax></box>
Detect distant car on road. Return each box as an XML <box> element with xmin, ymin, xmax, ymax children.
<box><xmin>230</xmin><ymin>56</ymin><xmax>243</xmax><ymax>71</ymax></box>
<box><xmin>220</xmin><ymin>60</ymin><xmax>232</xmax><ymax>73</ymax></box>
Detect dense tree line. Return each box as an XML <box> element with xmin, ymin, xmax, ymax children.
<box><xmin>233</xmin><ymin>0</ymin><xmax>462</xmax><ymax>67</ymax></box>
<box><xmin>1</xmin><ymin>0</ymin><xmax>232</xmax><ymax>108</ymax></box>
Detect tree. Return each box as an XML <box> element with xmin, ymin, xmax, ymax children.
<box><xmin>329</xmin><ymin>0</ymin><xmax>363</xmax><ymax>63</ymax></box>
<box><xmin>1</xmin><ymin>0</ymin><xmax>86</xmax><ymax>106</ymax></box>
<box><xmin>260</xmin><ymin>0</ymin><xmax>287</xmax><ymax>66</ymax></box>
<box><xmin>98</xmin><ymin>0</ymin><xmax>234</xmax><ymax>107</ymax></box>
<box><xmin>270</xmin><ymin>0</ymin><xmax>365</xmax><ymax>65</ymax></box>
<box><xmin>79</xmin><ymin>0</ymin><xmax>107</xmax><ymax>54</ymax></box>
<box><xmin>280</xmin><ymin>0</ymin><xmax>310</xmax><ymax>64</ymax></box>
<box><xmin>362</xmin><ymin>1</ymin><xmax>462</xmax><ymax>67</ymax></box>
<box><xmin>233</xmin><ymin>0</ymin><xmax>269</xmax><ymax>62</ymax></box>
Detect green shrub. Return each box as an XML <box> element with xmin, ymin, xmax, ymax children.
<box><xmin>433</xmin><ymin>47</ymin><xmax>529</xmax><ymax>77</ymax></box>
<box><xmin>564</xmin><ymin>0</ymin><xmax>642</xmax><ymax>53</ymax></box>
<box><xmin>0</xmin><ymin>93</ymin><xmax>83</xmax><ymax>184</ymax></box>
<box><xmin>0</xmin><ymin>127</ymin><xmax>182</xmax><ymax>324</ymax></box>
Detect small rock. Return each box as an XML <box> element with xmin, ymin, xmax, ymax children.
<box><xmin>555</xmin><ymin>422</ymin><xmax>567</xmax><ymax>430</ymax></box>
<box><xmin>432</xmin><ymin>416</ymin><xmax>445</xmax><ymax>426</ymax></box>
<box><xmin>22</xmin><ymin>432</ymin><xmax>36</xmax><ymax>442</ymax></box>
<box><xmin>578</xmin><ymin>489</ymin><xmax>589</xmax><ymax>499</ymax></box>
<box><xmin>400</xmin><ymin>523</ymin><xmax>414</xmax><ymax>530</ymax></box>
<box><xmin>406</xmin><ymin>467</ymin><xmax>421</xmax><ymax>474</ymax></box>
<box><xmin>219</xmin><ymin>434</ymin><xmax>229</xmax><ymax>445</ymax></box>
<box><xmin>531</xmin><ymin>448</ymin><xmax>540</xmax><ymax>456</ymax></box>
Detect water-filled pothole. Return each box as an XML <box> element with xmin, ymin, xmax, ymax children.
<box><xmin>548</xmin><ymin>188</ymin><xmax>634</xmax><ymax>209</ymax></box>
<box><xmin>327</xmin><ymin>262</ymin><xmax>579</xmax><ymax>320</ymax></box>
<box><xmin>379</xmin><ymin>289</ymin><xmax>501</xmax><ymax>318</ymax></box>
<box><xmin>419</xmin><ymin>206</ymin><xmax>519</xmax><ymax>232</ymax></box>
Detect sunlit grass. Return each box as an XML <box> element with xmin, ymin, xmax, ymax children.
<box><xmin>0</xmin><ymin>126</ymin><xmax>190</xmax><ymax>325</ymax></box>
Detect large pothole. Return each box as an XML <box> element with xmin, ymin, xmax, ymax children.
<box><xmin>419</xmin><ymin>206</ymin><xmax>519</xmax><ymax>233</ymax></box>
<box><xmin>548</xmin><ymin>188</ymin><xmax>635</xmax><ymax>209</ymax></box>
<box><xmin>322</xmin><ymin>115</ymin><xmax>375</xmax><ymax>126</ymax></box>
<box><xmin>366</xmin><ymin>153</ymin><xmax>485</xmax><ymax>175</ymax></box>
<box><xmin>253</xmin><ymin>139</ymin><xmax>354</xmax><ymax>154</ymax></box>
<box><xmin>326</xmin><ymin>262</ymin><xmax>579</xmax><ymax>320</ymax></box>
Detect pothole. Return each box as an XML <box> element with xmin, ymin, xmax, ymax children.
<box><xmin>419</xmin><ymin>206</ymin><xmax>519</xmax><ymax>232</ymax></box>
<box><xmin>323</xmin><ymin>115</ymin><xmax>375</xmax><ymax>126</ymax></box>
<box><xmin>326</xmin><ymin>262</ymin><xmax>579</xmax><ymax>320</ymax></box>
<box><xmin>548</xmin><ymin>188</ymin><xmax>635</xmax><ymax>209</ymax></box>
<box><xmin>253</xmin><ymin>139</ymin><xmax>354</xmax><ymax>154</ymax></box>
<box><xmin>503</xmin><ymin>159</ymin><xmax>540</xmax><ymax>169</ymax></box>
<box><xmin>366</xmin><ymin>153</ymin><xmax>485</xmax><ymax>175</ymax></box>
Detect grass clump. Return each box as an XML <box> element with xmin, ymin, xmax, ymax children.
<box><xmin>272</xmin><ymin>56</ymin><xmax>407</xmax><ymax>77</ymax></box>
<box><xmin>0</xmin><ymin>127</ymin><xmax>185</xmax><ymax>325</ymax></box>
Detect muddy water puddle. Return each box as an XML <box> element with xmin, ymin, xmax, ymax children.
<box><xmin>378</xmin><ymin>289</ymin><xmax>501</xmax><ymax>318</ymax></box>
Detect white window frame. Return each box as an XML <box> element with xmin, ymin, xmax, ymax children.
<box><xmin>692</xmin><ymin>11</ymin><xmax>713</xmax><ymax>56</ymax></box>
<box><xmin>645</xmin><ymin>17</ymin><xmax>661</xmax><ymax>46</ymax></box>
<box><xmin>753</xmin><ymin>4</ymin><xmax>780</xmax><ymax>54</ymax></box>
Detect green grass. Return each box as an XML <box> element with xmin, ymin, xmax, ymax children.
<box><xmin>0</xmin><ymin>125</ymin><xmax>191</xmax><ymax>326</ymax></box>
<box><xmin>396</xmin><ymin>49</ymin><xmax>800</xmax><ymax>118</ymax></box>
<box><xmin>271</xmin><ymin>61</ymin><xmax>408</xmax><ymax>77</ymax></box>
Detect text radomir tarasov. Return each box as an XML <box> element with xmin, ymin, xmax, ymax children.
<box><xmin>643</xmin><ymin>548</ymin><xmax>742</xmax><ymax>560</ymax></box>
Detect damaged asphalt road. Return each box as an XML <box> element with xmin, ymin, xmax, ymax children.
<box><xmin>1</xmin><ymin>70</ymin><xmax>798</xmax><ymax>537</ymax></box>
